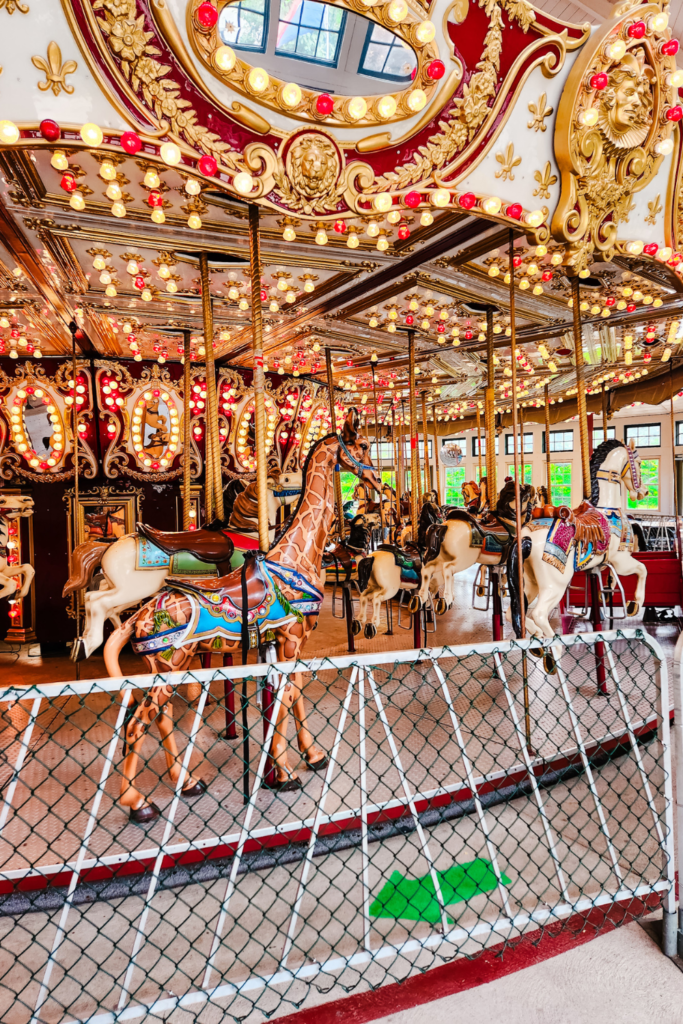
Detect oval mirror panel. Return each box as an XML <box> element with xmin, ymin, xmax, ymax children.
<box><xmin>218</xmin><ymin>0</ymin><xmax>417</xmax><ymax>95</ymax></box>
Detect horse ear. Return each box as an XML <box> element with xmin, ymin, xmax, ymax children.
<box><xmin>342</xmin><ymin>407</ymin><xmax>359</xmax><ymax>442</ymax></box>
<box><xmin>629</xmin><ymin>437</ymin><xmax>635</xmax><ymax>451</ymax></box>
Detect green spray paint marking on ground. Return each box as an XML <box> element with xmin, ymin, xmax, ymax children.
<box><xmin>369</xmin><ymin>858</ymin><xmax>511</xmax><ymax>924</ymax></box>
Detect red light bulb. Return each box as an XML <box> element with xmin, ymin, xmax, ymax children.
<box><xmin>198</xmin><ymin>153</ymin><xmax>218</xmax><ymax>176</ymax></box>
<box><xmin>426</xmin><ymin>60</ymin><xmax>445</xmax><ymax>80</ymax></box>
<box><xmin>134</xmin><ymin>276</ymin><xmax>145</xmax><ymax>290</ymax></box>
<box><xmin>458</xmin><ymin>192</ymin><xmax>476</xmax><ymax>210</ymax></box>
<box><xmin>605</xmin><ymin>296</ymin><xmax>616</xmax><ymax>307</ymax></box>
<box><xmin>260</xmin><ymin>288</ymin><xmax>268</xmax><ymax>301</ymax></box>
<box><xmin>405</xmin><ymin>314</ymin><xmax>414</xmax><ymax>326</ymax></box>
<box><xmin>196</xmin><ymin>1</ymin><xmax>218</xmax><ymax>28</ymax></box>
<box><xmin>121</xmin><ymin>131</ymin><xmax>142</xmax><ymax>155</ymax></box>
<box><xmin>333</xmin><ymin>219</ymin><xmax>346</xmax><ymax>233</ymax></box>
<box><xmin>61</xmin><ymin>173</ymin><xmax>77</xmax><ymax>193</ymax></box>
<box><xmin>437</xmin><ymin>323</ymin><xmax>445</xmax><ymax>333</ymax></box>
<box><xmin>590</xmin><ymin>73</ymin><xmax>609</xmax><ymax>90</ymax></box>
<box><xmin>39</xmin><ymin>119</ymin><xmax>60</xmax><ymax>142</ymax></box>
<box><xmin>404</xmin><ymin>190</ymin><xmax>421</xmax><ymax>209</ymax></box>
<box><xmin>541</xmin><ymin>270</ymin><xmax>553</xmax><ymax>281</ymax></box>
<box><xmin>398</xmin><ymin>223</ymin><xmax>410</xmax><ymax>240</ymax></box>
<box><xmin>666</xmin><ymin>105</ymin><xmax>683</xmax><ymax>121</ymax></box>
<box><xmin>506</xmin><ymin>203</ymin><xmax>523</xmax><ymax>220</ymax></box>
<box><xmin>662</xmin><ymin>39</ymin><xmax>679</xmax><ymax>56</ymax></box>
<box><xmin>628</xmin><ymin>21</ymin><xmax>646</xmax><ymax>39</ymax></box>
<box><xmin>148</xmin><ymin>191</ymin><xmax>163</xmax><ymax>207</ymax></box>
<box><xmin>627</xmin><ymin>302</ymin><xmax>636</xmax><ymax>312</ymax></box>
<box><xmin>316</xmin><ymin>93</ymin><xmax>334</xmax><ymax>116</ymax></box>
<box><xmin>643</xmin><ymin>243</ymin><xmax>659</xmax><ymax>256</ymax></box>
<box><xmin>513</xmin><ymin>255</ymin><xmax>523</xmax><ymax>268</ymax></box>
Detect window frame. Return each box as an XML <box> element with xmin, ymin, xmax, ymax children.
<box><xmin>592</xmin><ymin>425</ymin><xmax>616</xmax><ymax>447</ymax></box>
<box><xmin>357</xmin><ymin>20</ymin><xmax>416</xmax><ymax>82</ymax></box>
<box><xmin>504</xmin><ymin>432</ymin><xmax>533</xmax><ymax>455</ymax></box>
<box><xmin>624</xmin><ymin>422</ymin><xmax>661</xmax><ymax>449</ymax></box>
<box><xmin>543</xmin><ymin>429</ymin><xmax>574</xmax><ymax>453</ymax></box>
<box><xmin>275</xmin><ymin>0</ymin><xmax>346</xmax><ymax>66</ymax></box>
<box><xmin>472</xmin><ymin>435</ymin><xmax>499</xmax><ymax>457</ymax></box>
<box><xmin>627</xmin><ymin>456</ymin><xmax>660</xmax><ymax>510</ymax></box>
<box><xmin>219</xmin><ymin>0</ymin><xmax>269</xmax><ymax>53</ymax></box>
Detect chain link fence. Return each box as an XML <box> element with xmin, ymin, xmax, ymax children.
<box><xmin>0</xmin><ymin>629</ymin><xmax>676</xmax><ymax>1024</ymax></box>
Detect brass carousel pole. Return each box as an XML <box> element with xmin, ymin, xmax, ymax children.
<box><xmin>408</xmin><ymin>330</ymin><xmax>419</xmax><ymax>542</ymax></box>
<box><xmin>508</xmin><ymin>231</ymin><xmax>530</xmax><ymax>751</ymax></box>
<box><xmin>571</xmin><ymin>276</ymin><xmax>591</xmax><ymax>501</ymax></box>
<box><xmin>431</xmin><ymin>408</ymin><xmax>441</xmax><ymax>505</ymax></box>
<box><xmin>398</xmin><ymin>401</ymin><xmax>405</xmax><ymax>499</ymax></box>
<box><xmin>486</xmin><ymin>307</ymin><xmax>497</xmax><ymax>509</ymax></box>
<box><xmin>544</xmin><ymin>383</ymin><xmax>552</xmax><ymax>504</ymax></box>
<box><xmin>572</xmin><ymin>277</ymin><xmax>606</xmax><ymax>692</ymax></box>
<box><xmin>248</xmin><ymin>205</ymin><xmax>269</xmax><ymax>553</ymax></box>
<box><xmin>392</xmin><ymin>406</ymin><xmax>399</xmax><ymax>528</ymax></box>
<box><xmin>669</xmin><ymin>363</ymin><xmax>680</xmax><ymax>556</ymax></box>
<box><xmin>601</xmin><ymin>382</ymin><xmax>609</xmax><ymax>443</ymax></box>
<box><xmin>182</xmin><ymin>329</ymin><xmax>192</xmax><ymax>529</ymax></box>
<box><xmin>69</xmin><ymin>321</ymin><xmax>80</xmax><ymax>679</ymax></box>
<box><xmin>371</xmin><ymin>363</ymin><xmax>385</xmax><ymax>537</ymax></box>
<box><xmin>476</xmin><ymin>406</ymin><xmax>483</xmax><ymax>484</ymax></box>
<box><xmin>200</xmin><ymin>253</ymin><xmax>224</xmax><ymax>522</ymax></box>
<box><xmin>325</xmin><ymin>347</ymin><xmax>345</xmax><ymax>540</ymax></box>
<box><xmin>421</xmin><ymin>391</ymin><xmax>430</xmax><ymax>497</ymax></box>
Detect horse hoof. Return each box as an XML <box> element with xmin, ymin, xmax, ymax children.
<box><xmin>626</xmin><ymin>601</ymin><xmax>639</xmax><ymax>617</ymax></box>
<box><xmin>129</xmin><ymin>802</ymin><xmax>161</xmax><ymax>825</ymax></box>
<box><xmin>529</xmin><ymin>647</ymin><xmax>544</xmax><ymax>659</ymax></box>
<box><xmin>543</xmin><ymin>653</ymin><xmax>557</xmax><ymax>675</ymax></box>
<box><xmin>263</xmin><ymin>776</ymin><xmax>302</xmax><ymax>793</ymax></box>
<box><xmin>307</xmin><ymin>756</ymin><xmax>329</xmax><ymax>772</ymax></box>
<box><xmin>181</xmin><ymin>778</ymin><xmax>207</xmax><ymax>798</ymax></box>
<box><xmin>71</xmin><ymin>639</ymin><xmax>87</xmax><ymax>663</ymax></box>
<box><xmin>408</xmin><ymin>596</ymin><xmax>420</xmax><ymax>614</ymax></box>
<box><xmin>364</xmin><ymin>624</ymin><xmax>377</xmax><ymax>639</ymax></box>
<box><xmin>435</xmin><ymin>598</ymin><xmax>447</xmax><ymax>615</ymax></box>
<box><xmin>351</xmin><ymin>619</ymin><xmax>362</xmax><ymax>636</ymax></box>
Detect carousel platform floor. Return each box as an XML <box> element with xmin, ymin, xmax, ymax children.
<box><xmin>0</xmin><ymin>568</ymin><xmax>677</xmax><ymax>1024</ymax></box>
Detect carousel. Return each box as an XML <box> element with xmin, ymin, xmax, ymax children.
<box><xmin>1</xmin><ymin>1</ymin><xmax>683</xmax><ymax>1023</ymax></box>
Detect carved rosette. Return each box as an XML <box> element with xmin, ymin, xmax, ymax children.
<box><xmin>552</xmin><ymin>3</ymin><xmax>678</xmax><ymax>273</ymax></box>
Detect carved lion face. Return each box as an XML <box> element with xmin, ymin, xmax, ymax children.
<box><xmin>288</xmin><ymin>134</ymin><xmax>339</xmax><ymax>198</ymax></box>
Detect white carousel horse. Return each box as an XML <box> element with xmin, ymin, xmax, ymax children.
<box><xmin>0</xmin><ymin>493</ymin><xmax>34</xmax><ymax>600</ymax></box>
<box><xmin>65</xmin><ymin>472</ymin><xmax>302</xmax><ymax>660</ymax></box>
<box><xmin>417</xmin><ymin>439</ymin><xmax>647</xmax><ymax>641</ymax></box>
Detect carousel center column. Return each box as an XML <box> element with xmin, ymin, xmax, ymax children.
<box><xmin>199</xmin><ymin>253</ymin><xmax>224</xmax><ymax>523</ymax></box>
<box><xmin>248</xmin><ymin>205</ymin><xmax>271</xmax><ymax>553</ymax></box>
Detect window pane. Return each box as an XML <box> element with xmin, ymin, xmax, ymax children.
<box><xmin>505</xmin><ymin>433</ymin><xmax>533</xmax><ymax>455</ymax></box>
<box><xmin>359</xmin><ymin>22</ymin><xmax>416</xmax><ymax>80</ymax></box>
<box><xmin>624</xmin><ymin>423</ymin><xmax>661</xmax><ymax>448</ymax></box>
<box><xmin>276</xmin><ymin>0</ymin><xmax>344</xmax><ymax>63</ymax></box>
<box><xmin>627</xmin><ymin>458</ymin><xmax>659</xmax><ymax>509</ymax></box>
<box><xmin>507</xmin><ymin>464</ymin><xmax>533</xmax><ymax>484</ymax></box>
<box><xmin>339</xmin><ymin>471</ymin><xmax>358</xmax><ymax>502</ymax></box>
<box><xmin>676</xmin><ymin>421</ymin><xmax>683</xmax><ymax>446</ymax></box>
<box><xmin>473</xmin><ymin>435</ymin><xmax>499</xmax><ymax>456</ymax></box>
<box><xmin>592</xmin><ymin>426</ymin><xmax>616</xmax><ymax>446</ymax></box>
<box><xmin>445</xmin><ymin>467</ymin><xmax>466</xmax><ymax>504</ymax></box>
<box><xmin>219</xmin><ymin>0</ymin><xmax>267</xmax><ymax>49</ymax></box>
<box><xmin>549</xmin><ymin>430</ymin><xmax>573</xmax><ymax>452</ymax></box>
<box><xmin>550</xmin><ymin>463</ymin><xmax>572</xmax><ymax>505</ymax></box>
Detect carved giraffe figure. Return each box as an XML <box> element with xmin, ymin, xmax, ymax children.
<box><xmin>103</xmin><ymin>410</ymin><xmax>381</xmax><ymax>822</ymax></box>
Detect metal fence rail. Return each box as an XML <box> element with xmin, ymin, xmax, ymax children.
<box><xmin>0</xmin><ymin>629</ymin><xmax>676</xmax><ymax>1024</ymax></box>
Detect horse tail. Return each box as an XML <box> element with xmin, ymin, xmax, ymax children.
<box><xmin>631</xmin><ymin>520</ymin><xmax>648</xmax><ymax>551</ymax></box>
<box><xmin>63</xmin><ymin>541</ymin><xmax>106</xmax><ymax>598</ymax></box>
<box><xmin>103</xmin><ymin>611</ymin><xmax>139</xmax><ymax>676</ymax></box>
<box><xmin>423</xmin><ymin>523</ymin><xmax>447</xmax><ymax>565</ymax></box>
<box><xmin>357</xmin><ymin>555</ymin><xmax>374</xmax><ymax>593</ymax></box>
<box><xmin>507</xmin><ymin>537</ymin><xmax>532</xmax><ymax>639</ymax></box>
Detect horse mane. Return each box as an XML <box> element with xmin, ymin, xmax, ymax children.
<box><xmin>271</xmin><ymin>432</ymin><xmax>338</xmax><ymax>547</ymax></box>
<box><xmin>229</xmin><ymin>482</ymin><xmax>260</xmax><ymax>530</ymax></box>
<box><xmin>590</xmin><ymin>437</ymin><xmax>625</xmax><ymax>505</ymax></box>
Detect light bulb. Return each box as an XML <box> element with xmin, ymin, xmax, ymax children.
<box><xmin>488</xmin><ymin>265</ymin><xmax>500</xmax><ymax>277</ymax></box>
<box><xmin>160</xmin><ymin>142</ymin><xmax>181</xmax><ymax>166</ymax></box>
<box><xmin>286</xmin><ymin>290</ymin><xmax>296</xmax><ymax>302</ymax></box>
<box><xmin>606</xmin><ymin>39</ymin><xmax>627</xmax><ymax>61</ymax></box>
<box><xmin>420</xmin><ymin>211</ymin><xmax>434</xmax><ymax>226</ymax></box>
<box><xmin>70</xmin><ymin>193</ymin><xmax>85</xmax><ymax>211</ymax></box>
<box><xmin>315</xmin><ymin>228</ymin><xmax>328</xmax><ymax>245</ymax></box>
<box><xmin>239</xmin><ymin>298</ymin><xmax>249</xmax><ymax>310</ymax></box>
<box><xmin>51</xmin><ymin>151</ymin><xmax>69</xmax><ymax>171</ymax></box>
<box><xmin>106</xmin><ymin>181</ymin><xmax>122</xmax><ymax>201</ymax></box>
<box><xmin>404</xmin><ymin>91</ymin><xmax>427</xmax><ymax>119</ymax></box>
<box><xmin>281</xmin><ymin>82</ymin><xmax>302</xmax><ymax>108</ymax></box>
<box><xmin>188</xmin><ymin>212</ymin><xmax>202</xmax><ymax>229</ymax></box>
<box><xmin>100</xmin><ymin>271</ymin><xmax>112</xmax><ymax>285</ymax></box>
<box><xmin>111</xmin><ymin>201</ymin><xmax>126</xmax><ymax>218</ymax></box>
<box><xmin>367</xmin><ymin>220</ymin><xmax>380</xmax><ymax>237</ymax></box>
<box><xmin>214</xmin><ymin>44</ymin><xmax>236</xmax><ymax>71</ymax></box>
<box><xmin>655</xmin><ymin>138</ymin><xmax>675</xmax><ymax>156</ymax></box>
<box><xmin>304</xmin><ymin>280</ymin><xmax>315</xmax><ymax>293</ymax></box>
<box><xmin>158</xmin><ymin>264</ymin><xmax>170</xmax><ymax>279</ymax></box>
<box><xmin>482</xmin><ymin>196</ymin><xmax>502</xmax><ymax>215</ymax></box>
<box><xmin>233</xmin><ymin>171</ymin><xmax>253</xmax><ymax>194</ymax></box>
<box><xmin>373</xmin><ymin>193</ymin><xmax>392</xmax><ymax>213</ymax></box>
<box><xmin>105</xmin><ymin>284</ymin><xmax>117</xmax><ymax>297</ymax></box>
<box><xmin>415</xmin><ymin>19</ymin><xmax>435</xmax><ymax>43</ymax></box>
<box><xmin>93</xmin><ymin>256</ymin><xmax>106</xmax><ymax>271</ymax></box>
<box><xmin>166</xmin><ymin>280</ymin><xmax>177</xmax><ymax>293</ymax></box>
<box><xmin>579</xmin><ymin>107</ymin><xmax>599</xmax><ymax>127</ymax></box>
<box><xmin>377</xmin><ymin>95</ymin><xmax>397</xmax><ymax>120</ymax></box>
<box><xmin>270</xmin><ymin>300</ymin><xmax>279</xmax><ymax>312</ymax></box>
<box><xmin>248</xmin><ymin>67</ymin><xmax>269</xmax><ymax>93</ymax></box>
<box><xmin>650</xmin><ymin>11</ymin><xmax>668</xmax><ymax>31</ymax></box>
<box><xmin>283</xmin><ymin>225</ymin><xmax>296</xmax><ymax>241</ymax></box>
<box><xmin>100</xmin><ymin>160</ymin><xmax>116</xmax><ymax>181</ymax></box>
<box><xmin>126</xmin><ymin>260</ymin><xmax>139</xmax><ymax>276</ymax></box>
<box><xmin>526</xmin><ymin>209</ymin><xmax>544</xmax><ymax>227</ymax></box>
<box><xmin>348</xmin><ymin>96</ymin><xmax>368</xmax><ymax>120</ymax></box>
<box><xmin>80</xmin><ymin>123</ymin><xmax>103</xmax><ymax>147</ymax></box>
<box><xmin>144</xmin><ymin>169</ymin><xmax>160</xmax><ymax>189</ymax></box>
<box><xmin>185</xmin><ymin>178</ymin><xmax>201</xmax><ymax>195</ymax></box>
<box><xmin>431</xmin><ymin>189</ymin><xmax>450</xmax><ymax>207</ymax></box>
<box><xmin>0</xmin><ymin>120</ymin><xmax>19</xmax><ymax>144</ymax></box>
<box><xmin>142</xmin><ymin>288</ymin><xmax>153</xmax><ymax>302</ymax></box>
<box><xmin>626</xmin><ymin>240</ymin><xmax>643</xmax><ymax>255</ymax></box>
<box><xmin>151</xmin><ymin>208</ymin><xmax>166</xmax><ymax>224</ymax></box>
<box><xmin>387</xmin><ymin>0</ymin><xmax>408</xmax><ymax>22</ymax></box>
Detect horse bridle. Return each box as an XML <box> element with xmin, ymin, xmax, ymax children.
<box><xmin>336</xmin><ymin>433</ymin><xmax>373</xmax><ymax>476</ymax></box>
<box><xmin>595</xmin><ymin>444</ymin><xmax>641</xmax><ymax>492</ymax></box>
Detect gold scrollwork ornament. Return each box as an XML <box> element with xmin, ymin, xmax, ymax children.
<box><xmin>552</xmin><ymin>3</ymin><xmax>677</xmax><ymax>273</ymax></box>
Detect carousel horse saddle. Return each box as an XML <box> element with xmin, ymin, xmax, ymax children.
<box><xmin>530</xmin><ymin>502</ymin><xmax>611</xmax><ymax>572</ymax></box>
<box><xmin>377</xmin><ymin>543</ymin><xmax>421</xmax><ymax>583</ymax></box>
<box><xmin>173</xmin><ymin>553</ymin><xmax>269</xmax><ymax>611</ymax></box>
<box><xmin>137</xmin><ymin>522</ymin><xmax>234</xmax><ymax>566</ymax></box>
<box><xmin>444</xmin><ymin>508</ymin><xmax>514</xmax><ymax>554</ymax></box>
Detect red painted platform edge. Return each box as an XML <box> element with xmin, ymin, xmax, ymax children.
<box><xmin>269</xmin><ymin>895</ymin><xmax>663</xmax><ymax>1024</ymax></box>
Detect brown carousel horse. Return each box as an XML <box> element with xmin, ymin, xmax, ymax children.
<box><xmin>103</xmin><ymin>409</ymin><xmax>381</xmax><ymax>821</ymax></box>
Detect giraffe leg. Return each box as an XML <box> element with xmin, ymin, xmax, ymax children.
<box><xmin>290</xmin><ymin>672</ymin><xmax>327</xmax><ymax>770</ymax></box>
<box><xmin>119</xmin><ymin>685</ymin><xmax>165</xmax><ymax>822</ymax></box>
<box><xmin>154</xmin><ymin>688</ymin><xmax>207</xmax><ymax>798</ymax></box>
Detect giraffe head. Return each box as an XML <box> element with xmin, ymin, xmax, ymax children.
<box><xmin>338</xmin><ymin>408</ymin><xmax>382</xmax><ymax>494</ymax></box>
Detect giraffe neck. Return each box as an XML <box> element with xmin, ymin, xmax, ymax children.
<box><xmin>268</xmin><ymin>438</ymin><xmax>337</xmax><ymax>583</ymax></box>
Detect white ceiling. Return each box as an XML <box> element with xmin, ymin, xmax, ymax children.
<box><xmin>533</xmin><ymin>0</ymin><xmax>683</xmax><ymax>46</ymax></box>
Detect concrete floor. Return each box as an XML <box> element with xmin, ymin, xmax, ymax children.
<box><xmin>372</xmin><ymin>921</ymin><xmax>683</xmax><ymax>1024</ymax></box>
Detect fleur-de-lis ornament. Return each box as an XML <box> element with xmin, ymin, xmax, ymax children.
<box><xmin>527</xmin><ymin>93</ymin><xmax>554</xmax><ymax>132</ymax></box>
<box><xmin>32</xmin><ymin>42</ymin><xmax>77</xmax><ymax>97</ymax></box>
<box><xmin>533</xmin><ymin>162</ymin><xmax>558</xmax><ymax>200</ymax></box>
<box><xmin>0</xmin><ymin>1</ymin><xmax>29</xmax><ymax>12</ymax></box>
<box><xmin>495</xmin><ymin>143</ymin><xmax>521</xmax><ymax>181</ymax></box>
<box><xmin>645</xmin><ymin>193</ymin><xmax>663</xmax><ymax>226</ymax></box>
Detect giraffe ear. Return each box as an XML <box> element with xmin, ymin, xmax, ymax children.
<box><xmin>342</xmin><ymin>407</ymin><xmax>359</xmax><ymax>442</ymax></box>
